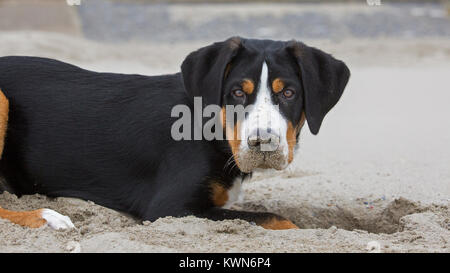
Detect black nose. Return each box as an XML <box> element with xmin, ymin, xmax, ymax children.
<box><xmin>247</xmin><ymin>130</ymin><xmax>280</xmax><ymax>152</ymax></box>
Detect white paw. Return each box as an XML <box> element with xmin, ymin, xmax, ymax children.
<box><xmin>41</xmin><ymin>209</ymin><xmax>75</xmax><ymax>230</ymax></box>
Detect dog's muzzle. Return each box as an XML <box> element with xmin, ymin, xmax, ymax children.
<box><xmin>238</xmin><ymin>128</ymin><xmax>287</xmax><ymax>173</ymax></box>
<box><xmin>247</xmin><ymin>130</ymin><xmax>280</xmax><ymax>152</ymax></box>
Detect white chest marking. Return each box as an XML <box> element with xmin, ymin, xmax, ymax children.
<box><xmin>222</xmin><ymin>178</ymin><xmax>244</xmax><ymax>209</ymax></box>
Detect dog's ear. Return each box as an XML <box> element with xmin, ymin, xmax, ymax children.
<box><xmin>286</xmin><ymin>41</ymin><xmax>350</xmax><ymax>135</ymax></box>
<box><xmin>181</xmin><ymin>37</ymin><xmax>242</xmax><ymax>106</ymax></box>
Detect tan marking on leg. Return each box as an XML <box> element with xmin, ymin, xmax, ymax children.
<box><xmin>210</xmin><ymin>182</ymin><xmax>229</xmax><ymax>207</ymax></box>
<box><xmin>241</xmin><ymin>79</ymin><xmax>254</xmax><ymax>95</ymax></box>
<box><xmin>260</xmin><ymin>217</ymin><xmax>299</xmax><ymax>230</ymax></box>
<box><xmin>0</xmin><ymin>89</ymin><xmax>9</xmax><ymax>158</ymax></box>
<box><xmin>271</xmin><ymin>78</ymin><xmax>285</xmax><ymax>94</ymax></box>
<box><xmin>0</xmin><ymin>207</ymin><xmax>47</xmax><ymax>228</ymax></box>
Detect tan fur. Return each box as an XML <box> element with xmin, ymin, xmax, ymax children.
<box><xmin>0</xmin><ymin>89</ymin><xmax>9</xmax><ymax>158</ymax></box>
<box><xmin>220</xmin><ymin>107</ymin><xmax>242</xmax><ymax>169</ymax></box>
<box><xmin>221</xmin><ymin>106</ymin><xmax>226</xmax><ymax>130</ymax></box>
<box><xmin>241</xmin><ymin>79</ymin><xmax>254</xmax><ymax>95</ymax></box>
<box><xmin>260</xmin><ymin>217</ymin><xmax>299</xmax><ymax>230</ymax></box>
<box><xmin>210</xmin><ymin>182</ymin><xmax>229</xmax><ymax>207</ymax></box>
<box><xmin>0</xmin><ymin>207</ymin><xmax>47</xmax><ymax>228</ymax></box>
<box><xmin>226</xmin><ymin>120</ymin><xmax>242</xmax><ymax>169</ymax></box>
<box><xmin>271</xmin><ymin>78</ymin><xmax>285</xmax><ymax>93</ymax></box>
<box><xmin>286</xmin><ymin>122</ymin><xmax>296</xmax><ymax>164</ymax></box>
<box><xmin>286</xmin><ymin>113</ymin><xmax>306</xmax><ymax>163</ymax></box>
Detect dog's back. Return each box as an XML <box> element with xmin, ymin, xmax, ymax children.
<box><xmin>0</xmin><ymin>57</ymin><xmax>185</xmax><ymax>210</ymax></box>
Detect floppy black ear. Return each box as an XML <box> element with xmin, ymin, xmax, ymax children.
<box><xmin>181</xmin><ymin>37</ymin><xmax>242</xmax><ymax>106</ymax></box>
<box><xmin>287</xmin><ymin>41</ymin><xmax>350</xmax><ymax>135</ymax></box>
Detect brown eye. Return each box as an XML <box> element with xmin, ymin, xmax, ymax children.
<box><xmin>283</xmin><ymin>89</ymin><xmax>295</xmax><ymax>98</ymax></box>
<box><xmin>232</xmin><ymin>89</ymin><xmax>245</xmax><ymax>98</ymax></box>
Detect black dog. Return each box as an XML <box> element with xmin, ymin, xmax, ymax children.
<box><xmin>0</xmin><ymin>37</ymin><xmax>349</xmax><ymax>230</ymax></box>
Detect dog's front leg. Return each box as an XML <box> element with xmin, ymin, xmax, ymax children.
<box><xmin>0</xmin><ymin>90</ymin><xmax>74</xmax><ymax>230</ymax></box>
<box><xmin>0</xmin><ymin>207</ymin><xmax>74</xmax><ymax>230</ymax></box>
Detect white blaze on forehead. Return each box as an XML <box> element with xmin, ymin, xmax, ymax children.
<box><xmin>239</xmin><ymin>62</ymin><xmax>289</xmax><ymax>156</ymax></box>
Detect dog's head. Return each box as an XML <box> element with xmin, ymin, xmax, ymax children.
<box><xmin>181</xmin><ymin>37</ymin><xmax>350</xmax><ymax>173</ymax></box>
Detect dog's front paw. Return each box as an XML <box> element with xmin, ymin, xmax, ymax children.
<box><xmin>41</xmin><ymin>209</ymin><xmax>75</xmax><ymax>230</ymax></box>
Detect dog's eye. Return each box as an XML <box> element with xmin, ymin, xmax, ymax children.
<box><xmin>283</xmin><ymin>89</ymin><xmax>295</xmax><ymax>99</ymax></box>
<box><xmin>232</xmin><ymin>89</ymin><xmax>245</xmax><ymax>98</ymax></box>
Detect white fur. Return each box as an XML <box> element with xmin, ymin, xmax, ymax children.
<box><xmin>222</xmin><ymin>178</ymin><xmax>244</xmax><ymax>209</ymax></box>
<box><xmin>41</xmin><ymin>209</ymin><xmax>75</xmax><ymax>230</ymax></box>
<box><xmin>239</xmin><ymin>62</ymin><xmax>289</xmax><ymax>159</ymax></box>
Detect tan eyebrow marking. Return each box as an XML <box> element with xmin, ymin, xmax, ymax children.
<box><xmin>241</xmin><ymin>79</ymin><xmax>254</xmax><ymax>95</ymax></box>
<box><xmin>272</xmin><ymin>78</ymin><xmax>285</xmax><ymax>93</ymax></box>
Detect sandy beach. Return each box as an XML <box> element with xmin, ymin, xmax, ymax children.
<box><xmin>0</xmin><ymin>30</ymin><xmax>448</xmax><ymax>252</ymax></box>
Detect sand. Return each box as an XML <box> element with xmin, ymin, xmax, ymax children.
<box><xmin>0</xmin><ymin>31</ymin><xmax>449</xmax><ymax>252</ymax></box>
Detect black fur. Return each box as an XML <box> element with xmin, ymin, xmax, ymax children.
<box><xmin>287</xmin><ymin>41</ymin><xmax>350</xmax><ymax>135</ymax></box>
<box><xmin>0</xmin><ymin>37</ymin><xmax>349</xmax><ymax>226</ymax></box>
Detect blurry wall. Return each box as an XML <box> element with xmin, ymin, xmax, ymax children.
<box><xmin>0</xmin><ymin>0</ymin><xmax>448</xmax><ymax>44</ymax></box>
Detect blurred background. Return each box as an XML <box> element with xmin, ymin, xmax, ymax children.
<box><xmin>0</xmin><ymin>0</ymin><xmax>449</xmax><ymax>41</ymax></box>
<box><xmin>0</xmin><ymin>0</ymin><xmax>449</xmax><ymax>73</ymax></box>
<box><xmin>0</xmin><ymin>0</ymin><xmax>449</xmax><ymax>204</ymax></box>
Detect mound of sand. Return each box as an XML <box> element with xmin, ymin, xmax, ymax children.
<box><xmin>1</xmin><ymin>191</ymin><xmax>448</xmax><ymax>253</ymax></box>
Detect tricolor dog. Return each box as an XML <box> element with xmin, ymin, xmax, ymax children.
<box><xmin>0</xmin><ymin>37</ymin><xmax>349</xmax><ymax>230</ymax></box>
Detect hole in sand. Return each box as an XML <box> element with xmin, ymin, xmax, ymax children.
<box><xmin>240</xmin><ymin>197</ymin><xmax>426</xmax><ymax>234</ymax></box>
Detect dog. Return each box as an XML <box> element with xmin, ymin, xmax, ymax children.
<box><xmin>0</xmin><ymin>37</ymin><xmax>349</xmax><ymax>230</ymax></box>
